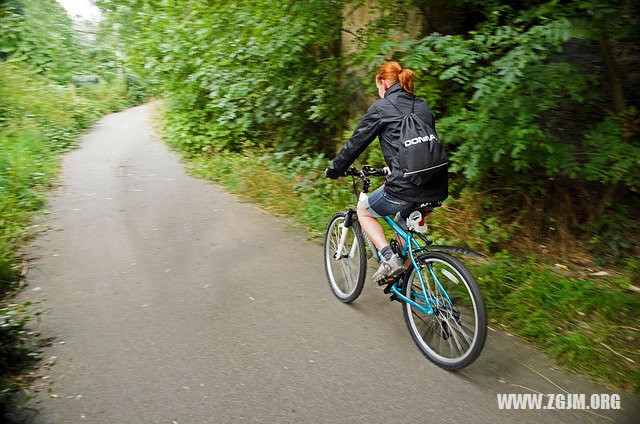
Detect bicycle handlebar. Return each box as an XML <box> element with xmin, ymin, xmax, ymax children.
<box><xmin>344</xmin><ymin>166</ymin><xmax>389</xmax><ymax>178</ymax></box>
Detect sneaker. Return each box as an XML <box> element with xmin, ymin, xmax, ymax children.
<box><xmin>371</xmin><ymin>253</ymin><xmax>405</xmax><ymax>283</ymax></box>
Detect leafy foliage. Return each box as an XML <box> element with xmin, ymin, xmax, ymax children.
<box><xmin>100</xmin><ymin>0</ymin><xmax>347</xmax><ymax>154</ymax></box>
<box><xmin>0</xmin><ymin>0</ymin><xmax>80</xmax><ymax>83</ymax></box>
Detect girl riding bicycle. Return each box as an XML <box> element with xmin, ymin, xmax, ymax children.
<box><xmin>325</xmin><ymin>61</ymin><xmax>448</xmax><ymax>283</ymax></box>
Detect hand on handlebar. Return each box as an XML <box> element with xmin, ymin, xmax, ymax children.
<box><xmin>324</xmin><ymin>167</ymin><xmax>345</xmax><ymax>180</ymax></box>
<box><xmin>360</xmin><ymin>165</ymin><xmax>389</xmax><ymax>177</ymax></box>
<box><xmin>324</xmin><ymin>167</ymin><xmax>338</xmax><ymax>179</ymax></box>
<box><xmin>326</xmin><ymin>166</ymin><xmax>387</xmax><ymax>179</ymax></box>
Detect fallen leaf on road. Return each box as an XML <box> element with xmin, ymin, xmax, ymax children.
<box><xmin>48</xmin><ymin>388</ymin><xmax>59</xmax><ymax>398</ymax></box>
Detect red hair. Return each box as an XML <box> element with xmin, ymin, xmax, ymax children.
<box><xmin>376</xmin><ymin>61</ymin><xmax>414</xmax><ymax>94</ymax></box>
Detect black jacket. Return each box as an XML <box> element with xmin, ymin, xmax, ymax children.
<box><xmin>327</xmin><ymin>83</ymin><xmax>448</xmax><ymax>203</ymax></box>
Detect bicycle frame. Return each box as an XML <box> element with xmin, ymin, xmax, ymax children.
<box><xmin>381</xmin><ymin>216</ymin><xmax>440</xmax><ymax>316</ymax></box>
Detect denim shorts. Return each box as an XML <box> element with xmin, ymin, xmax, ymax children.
<box><xmin>363</xmin><ymin>185</ymin><xmax>415</xmax><ymax>218</ymax></box>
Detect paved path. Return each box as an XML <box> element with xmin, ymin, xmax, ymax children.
<box><xmin>13</xmin><ymin>103</ymin><xmax>639</xmax><ymax>423</ymax></box>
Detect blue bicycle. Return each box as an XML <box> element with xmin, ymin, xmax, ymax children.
<box><xmin>323</xmin><ymin>166</ymin><xmax>487</xmax><ymax>370</ymax></box>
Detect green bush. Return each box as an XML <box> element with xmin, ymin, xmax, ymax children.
<box><xmin>102</xmin><ymin>0</ymin><xmax>347</xmax><ymax>155</ymax></box>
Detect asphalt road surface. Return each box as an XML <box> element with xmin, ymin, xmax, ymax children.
<box><xmin>13</xmin><ymin>103</ymin><xmax>640</xmax><ymax>423</ymax></box>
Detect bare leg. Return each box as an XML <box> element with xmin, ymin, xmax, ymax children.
<box><xmin>356</xmin><ymin>202</ymin><xmax>388</xmax><ymax>250</ymax></box>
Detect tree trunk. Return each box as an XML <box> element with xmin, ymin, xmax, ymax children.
<box><xmin>597</xmin><ymin>31</ymin><xmax>626</xmax><ymax>114</ymax></box>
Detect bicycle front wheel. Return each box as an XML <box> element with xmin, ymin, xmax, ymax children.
<box><xmin>323</xmin><ymin>212</ymin><xmax>367</xmax><ymax>303</ymax></box>
<box><xmin>402</xmin><ymin>251</ymin><xmax>487</xmax><ymax>370</ymax></box>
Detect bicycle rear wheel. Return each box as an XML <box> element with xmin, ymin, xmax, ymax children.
<box><xmin>323</xmin><ymin>212</ymin><xmax>367</xmax><ymax>303</ymax></box>
<box><xmin>402</xmin><ymin>251</ymin><xmax>487</xmax><ymax>369</ymax></box>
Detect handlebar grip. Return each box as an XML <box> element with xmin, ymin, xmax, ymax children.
<box><xmin>342</xmin><ymin>166</ymin><xmax>387</xmax><ymax>177</ymax></box>
<box><xmin>344</xmin><ymin>167</ymin><xmax>358</xmax><ymax>176</ymax></box>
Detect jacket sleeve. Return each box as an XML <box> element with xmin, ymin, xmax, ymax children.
<box><xmin>326</xmin><ymin>102</ymin><xmax>381</xmax><ymax>178</ymax></box>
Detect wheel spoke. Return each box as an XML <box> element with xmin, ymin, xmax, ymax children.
<box><xmin>452</xmin><ymin>318</ymin><xmax>474</xmax><ymax>345</ymax></box>
<box><xmin>448</xmin><ymin>320</ymin><xmax>466</xmax><ymax>355</ymax></box>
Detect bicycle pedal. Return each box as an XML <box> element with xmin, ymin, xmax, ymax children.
<box><xmin>377</xmin><ymin>275</ymin><xmax>397</xmax><ymax>286</ymax></box>
<box><xmin>389</xmin><ymin>293</ymin><xmax>399</xmax><ymax>302</ymax></box>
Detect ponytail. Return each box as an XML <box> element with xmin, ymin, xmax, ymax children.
<box><xmin>376</xmin><ymin>61</ymin><xmax>414</xmax><ymax>94</ymax></box>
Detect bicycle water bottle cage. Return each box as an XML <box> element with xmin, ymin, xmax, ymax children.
<box><xmin>407</xmin><ymin>210</ymin><xmax>427</xmax><ymax>233</ymax></box>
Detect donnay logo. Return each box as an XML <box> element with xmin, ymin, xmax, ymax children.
<box><xmin>404</xmin><ymin>134</ymin><xmax>437</xmax><ymax>147</ymax></box>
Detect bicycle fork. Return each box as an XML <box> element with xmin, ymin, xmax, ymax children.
<box><xmin>333</xmin><ymin>223</ymin><xmax>358</xmax><ymax>260</ymax></box>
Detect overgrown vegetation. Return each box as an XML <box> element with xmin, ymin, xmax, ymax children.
<box><xmin>101</xmin><ymin>0</ymin><xmax>346</xmax><ymax>154</ymax></box>
<box><xmin>0</xmin><ymin>0</ymin><xmax>153</xmax><ymax>411</ymax></box>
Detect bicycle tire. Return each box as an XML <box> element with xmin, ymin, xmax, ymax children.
<box><xmin>323</xmin><ymin>212</ymin><xmax>367</xmax><ymax>303</ymax></box>
<box><xmin>402</xmin><ymin>251</ymin><xmax>487</xmax><ymax>370</ymax></box>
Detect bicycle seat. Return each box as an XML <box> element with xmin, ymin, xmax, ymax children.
<box><xmin>415</xmin><ymin>200</ymin><xmax>443</xmax><ymax>213</ymax></box>
<box><xmin>394</xmin><ymin>201</ymin><xmax>442</xmax><ymax>232</ymax></box>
